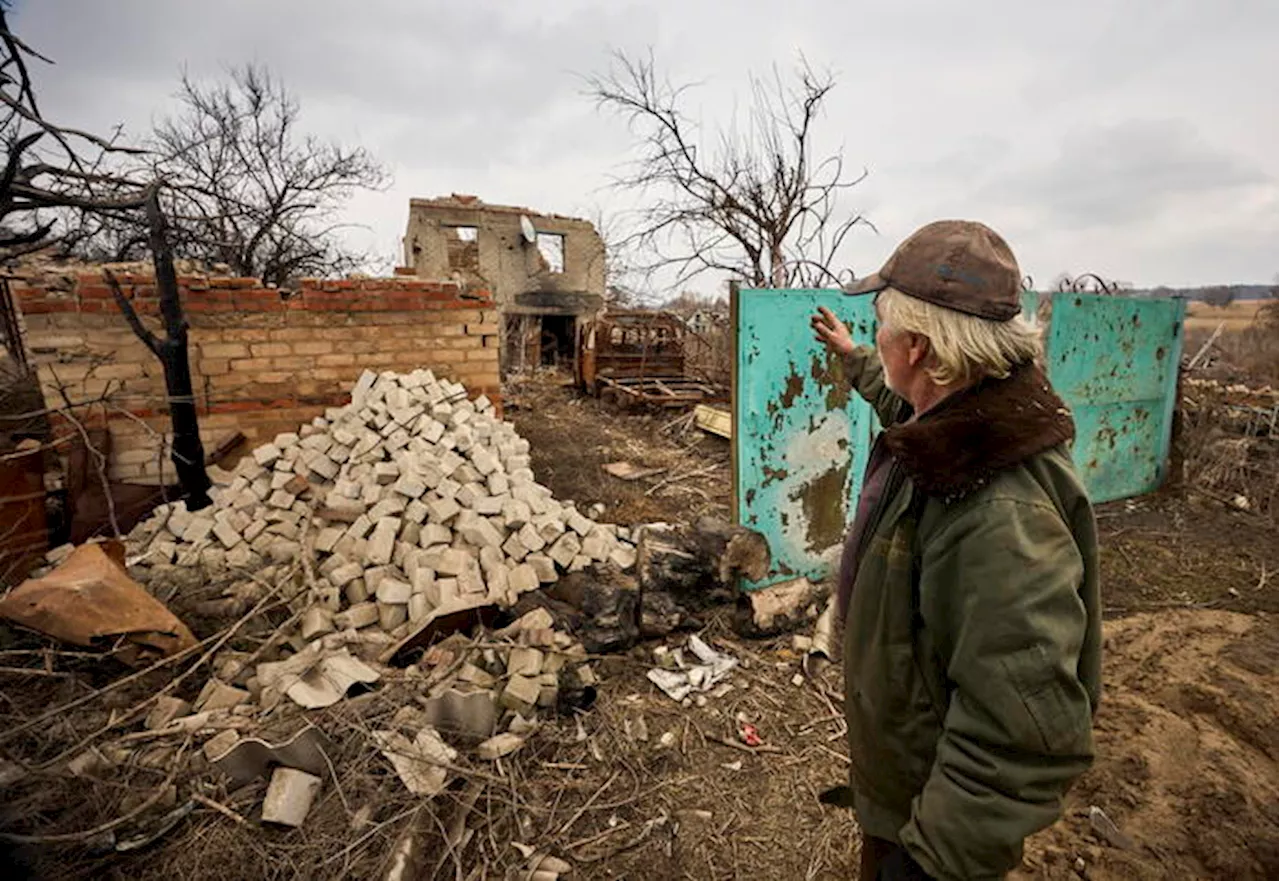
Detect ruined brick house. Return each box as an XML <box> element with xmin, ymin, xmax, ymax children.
<box><xmin>401</xmin><ymin>195</ymin><xmax>606</xmax><ymax>373</ymax></box>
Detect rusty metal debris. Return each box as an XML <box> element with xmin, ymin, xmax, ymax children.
<box><xmin>578</xmin><ymin>310</ymin><xmax>727</xmax><ymax>408</ymax></box>
<box><xmin>0</xmin><ymin>540</ymin><xmax>196</xmax><ymax>665</ymax></box>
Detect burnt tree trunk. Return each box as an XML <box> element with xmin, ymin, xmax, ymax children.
<box><xmin>106</xmin><ymin>189</ymin><xmax>212</xmax><ymax>512</ymax></box>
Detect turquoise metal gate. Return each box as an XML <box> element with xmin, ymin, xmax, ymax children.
<box><xmin>733</xmin><ymin>288</ymin><xmax>1186</xmax><ymax>590</ymax></box>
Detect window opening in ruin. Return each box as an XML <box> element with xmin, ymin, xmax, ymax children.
<box><xmin>536</xmin><ymin>232</ymin><xmax>565</xmax><ymax>274</ymax></box>
<box><xmin>446</xmin><ymin>225</ymin><xmax>480</xmax><ymax>274</ymax></box>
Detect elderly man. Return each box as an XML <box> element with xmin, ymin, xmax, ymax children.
<box><xmin>811</xmin><ymin>220</ymin><xmax>1101</xmax><ymax>881</ymax></box>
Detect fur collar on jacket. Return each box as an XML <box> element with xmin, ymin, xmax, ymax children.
<box><xmin>883</xmin><ymin>363</ymin><xmax>1075</xmax><ymax>499</ymax></box>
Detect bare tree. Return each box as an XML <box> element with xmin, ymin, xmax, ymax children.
<box><xmin>586</xmin><ymin>50</ymin><xmax>872</xmax><ymax>292</ymax></box>
<box><xmin>1202</xmin><ymin>286</ymin><xmax>1237</xmax><ymax>308</ymax></box>
<box><xmin>0</xmin><ymin>13</ymin><xmax>147</xmax><ymax>261</ymax></box>
<box><xmin>83</xmin><ymin>64</ymin><xmax>389</xmax><ymax>285</ymax></box>
<box><xmin>1</xmin><ymin>8</ymin><xmax>212</xmax><ymax>512</ymax></box>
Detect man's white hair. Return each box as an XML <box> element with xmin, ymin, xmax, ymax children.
<box><xmin>876</xmin><ymin>287</ymin><xmax>1043</xmax><ymax>386</ymax></box>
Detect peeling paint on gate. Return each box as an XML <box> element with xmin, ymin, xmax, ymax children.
<box><xmin>1044</xmin><ymin>292</ymin><xmax>1185</xmax><ymax>503</ymax></box>
<box><xmin>733</xmin><ymin>289</ymin><xmax>876</xmax><ymax>589</ymax></box>
<box><xmin>732</xmin><ymin>288</ymin><xmax>1185</xmax><ymax>590</ymax></box>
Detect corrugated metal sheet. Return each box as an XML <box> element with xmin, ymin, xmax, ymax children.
<box><xmin>1044</xmin><ymin>292</ymin><xmax>1186</xmax><ymax>503</ymax></box>
<box><xmin>732</xmin><ymin>288</ymin><xmax>1186</xmax><ymax>590</ymax></box>
<box><xmin>733</xmin><ymin>289</ymin><xmax>877</xmax><ymax>589</ymax></box>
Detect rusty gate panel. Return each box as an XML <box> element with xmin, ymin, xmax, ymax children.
<box><xmin>0</xmin><ymin>444</ymin><xmax>48</xmax><ymax>587</ymax></box>
<box><xmin>1044</xmin><ymin>292</ymin><xmax>1186</xmax><ymax>503</ymax></box>
<box><xmin>732</xmin><ymin>289</ymin><xmax>877</xmax><ymax>590</ymax></box>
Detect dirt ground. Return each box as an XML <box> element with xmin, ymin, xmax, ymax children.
<box><xmin>510</xmin><ymin>371</ymin><xmax>1279</xmax><ymax>881</ymax></box>
<box><xmin>3</xmin><ymin>371</ymin><xmax>1274</xmax><ymax>880</ymax></box>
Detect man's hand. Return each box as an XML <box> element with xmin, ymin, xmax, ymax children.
<box><xmin>810</xmin><ymin>306</ymin><xmax>856</xmax><ymax>357</ymax></box>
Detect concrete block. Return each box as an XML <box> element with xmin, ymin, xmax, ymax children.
<box><xmin>253</xmin><ymin>443</ymin><xmax>282</xmax><ymax>467</ymax></box>
<box><xmin>434</xmin><ymin>577</ymin><xmax>459</xmax><ymax>606</ymax></box>
<box><xmin>457</xmin><ymin>563</ymin><xmax>486</xmax><ymax>596</ymax></box>
<box><xmin>435</xmin><ymin>547</ymin><xmax>471</xmax><ymax>577</ymax></box>
<box><xmin>485</xmin><ymin>565</ymin><xmax>511</xmax><ymax>604</ymax></box>
<box><xmin>455</xmin><ymin>482</ymin><xmax>483</xmax><ymax>509</ymax></box>
<box><xmin>365</xmin><ymin>518</ymin><xmax>399</xmax><ymax>566</ymax></box>
<box><xmin>408</xmin><ymin>592</ymin><xmax>432</xmax><ymax>624</ymax></box>
<box><xmin>308</xmin><ymin>455</ymin><xmax>339</xmax><ymax>481</ymax></box>
<box><xmin>502</xmin><ymin>532</ymin><xmax>529</xmax><ymax>562</ymax></box>
<box><xmin>436</xmin><ymin>477</ymin><xmax>461</xmax><ymax>501</ymax></box>
<box><xmin>195</xmin><ymin>679</ymin><xmax>249</xmax><ymax>712</ymax></box>
<box><xmin>376</xmin><ymin>578</ymin><xmax>412</xmax><ymax>605</ymax></box>
<box><xmin>517</xmin><ymin>522</ymin><xmax>547</xmax><ymax>553</ymax></box>
<box><xmin>470</xmin><ymin>448</ymin><xmax>500</xmax><ymax>476</ymax></box>
<box><xmin>345</xmin><ymin>514</ymin><xmax>374</xmax><ymax>541</ymax></box>
<box><xmin>420</xmin><ymin>523</ymin><xmax>452</xmax><ymax>546</ymax></box>
<box><xmin>262</xmin><ymin>767</ymin><xmax>322</xmax><ymax>827</ymax></box>
<box><xmin>404</xmin><ymin>499</ymin><xmax>428</xmax><ymax>524</ymax></box>
<box><xmin>478</xmin><ymin>545</ymin><xmax>505</xmax><ymax>574</ymax></box>
<box><xmin>508</xmin><ymin>563</ymin><xmax>540</xmax><ymax>594</ymax></box>
<box><xmin>334</xmin><ymin>602</ymin><xmax>379</xmax><ymax>630</ymax></box>
<box><xmin>312</xmin><ymin>527</ymin><xmax>343</xmax><ymax>553</ymax></box>
<box><xmin>527</xmin><ymin>555</ymin><xmax>558</xmax><ymax>584</ymax></box>
<box><xmin>343</xmin><ymin>579</ymin><xmax>368</xmax><ymax>605</ymax></box>
<box><xmin>502</xmin><ymin>499</ymin><xmax>533</xmax><ymax>528</ymax></box>
<box><xmin>460</xmin><ymin>517</ymin><xmax>504</xmax><ymax>550</ymax></box>
<box><xmin>438</xmin><ymin>450</ymin><xmax>464</xmax><ymax>477</ymax></box>
<box><xmin>425</xmin><ymin>496</ymin><xmax>461</xmax><ymax>524</ymax></box>
<box><xmin>610</xmin><ymin>544</ymin><xmax>638</xmax><ymax>570</ymax></box>
<box><xmin>499</xmin><ymin>674</ymin><xmax>540</xmax><ymax>715</ymax></box>
<box><xmin>145</xmin><ymin>696</ymin><xmax>191</xmax><ymax>730</ymax></box>
<box><xmin>212</xmin><ymin>519</ymin><xmax>242</xmax><ymax>550</ymax></box>
<box><xmin>329</xmin><ymin>561</ymin><xmax>364</xmax><ymax>588</ymax></box>
<box><xmin>454</xmin><ymin>462</ymin><xmax>480</xmax><ymax>484</ymax></box>
<box><xmin>535</xmin><ymin>514</ymin><xmax>566</xmax><ymax>544</ymax></box>
<box><xmin>182</xmin><ymin>516</ymin><xmax>215</xmax><ymax>544</ymax></box>
<box><xmin>393</xmin><ymin>475</ymin><xmax>427</xmax><ymax>499</ymax></box>
<box><xmin>507</xmin><ymin>647</ymin><xmax>543</xmax><ymax>677</ymax></box>
<box><xmin>368</xmin><ymin>496</ymin><xmax>406</xmax><ymax>521</ymax></box>
<box><xmin>547</xmin><ymin>533</ymin><xmax>581</xmax><ymax>569</ymax></box>
<box><xmin>568</xmin><ymin>555</ymin><xmax>591</xmax><ymax>573</ymax></box>
<box><xmin>582</xmin><ymin>534</ymin><xmax>609</xmax><ymax>562</ymax></box>
<box><xmin>301</xmin><ymin>606</ymin><xmax>336</xmax><ymax>641</ymax></box>
<box><xmin>266</xmin><ymin>490</ymin><xmax>296</xmax><ymax>510</ymax></box>
<box><xmin>378</xmin><ymin>602</ymin><xmax>408</xmax><ymax>631</ymax></box>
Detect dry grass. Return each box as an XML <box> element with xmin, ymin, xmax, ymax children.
<box><xmin>1184</xmin><ymin>299</ymin><xmax>1276</xmax><ymax>332</ymax></box>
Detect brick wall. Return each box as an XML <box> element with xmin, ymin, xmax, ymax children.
<box><xmin>14</xmin><ymin>272</ymin><xmax>501</xmax><ymax>483</ymax></box>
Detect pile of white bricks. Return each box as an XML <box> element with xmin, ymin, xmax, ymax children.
<box><xmin>127</xmin><ymin>368</ymin><xmax>639</xmax><ymax>646</ymax></box>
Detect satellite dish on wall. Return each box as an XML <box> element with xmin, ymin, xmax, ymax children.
<box><xmin>519</xmin><ymin>215</ymin><xmax>537</xmax><ymax>245</ymax></box>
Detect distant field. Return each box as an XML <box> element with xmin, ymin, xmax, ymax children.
<box><xmin>1185</xmin><ymin>299</ymin><xmax>1276</xmax><ymax>332</ymax></box>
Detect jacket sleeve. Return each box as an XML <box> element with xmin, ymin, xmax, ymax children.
<box><xmin>842</xmin><ymin>344</ymin><xmax>907</xmax><ymax>427</ymax></box>
<box><xmin>899</xmin><ymin>498</ymin><xmax>1095</xmax><ymax>880</ymax></box>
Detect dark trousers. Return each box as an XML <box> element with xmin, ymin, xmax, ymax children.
<box><xmin>859</xmin><ymin>833</ymin><xmax>899</xmax><ymax>879</ymax></box>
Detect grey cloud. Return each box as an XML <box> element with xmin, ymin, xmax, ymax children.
<box><xmin>10</xmin><ymin>0</ymin><xmax>1279</xmax><ymax>291</ymax></box>
<box><xmin>987</xmin><ymin>119</ymin><xmax>1271</xmax><ymax>228</ymax></box>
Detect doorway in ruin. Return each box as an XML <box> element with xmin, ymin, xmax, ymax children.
<box><xmin>539</xmin><ymin>315</ymin><xmax>575</xmax><ymax>368</ymax></box>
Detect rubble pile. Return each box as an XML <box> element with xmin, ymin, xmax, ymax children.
<box><xmin>126</xmin><ymin>368</ymin><xmax>640</xmax><ymax>649</ymax></box>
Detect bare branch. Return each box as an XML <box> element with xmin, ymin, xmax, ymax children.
<box><xmin>586</xmin><ymin>50</ymin><xmax>871</xmax><ymax>292</ymax></box>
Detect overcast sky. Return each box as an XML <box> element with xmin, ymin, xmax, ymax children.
<box><xmin>14</xmin><ymin>0</ymin><xmax>1279</xmax><ymax>295</ymax></box>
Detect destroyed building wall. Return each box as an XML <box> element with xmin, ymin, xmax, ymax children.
<box><xmin>401</xmin><ymin>196</ymin><xmax>606</xmax><ymax>373</ymax></box>
<box><xmin>12</xmin><ymin>272</ymin><xmax>500</xmax><ymax>483</ymax></box>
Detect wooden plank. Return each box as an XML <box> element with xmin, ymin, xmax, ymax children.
<box><xmin>694</xmin><ymin>404</ymin><xmax>731</xmax><ymax>439</ymax></box>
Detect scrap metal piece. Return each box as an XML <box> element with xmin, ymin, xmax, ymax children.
<box><xmin>0</xmin><ymin>541</ymin><xmax>196</xmax><ymax>665</ymax></box>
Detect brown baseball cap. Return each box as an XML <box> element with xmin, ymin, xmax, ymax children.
<box><xmin>844</xmin><ymin>219</ymin><xmax>1022</xmax><ymax>321</ymax></box>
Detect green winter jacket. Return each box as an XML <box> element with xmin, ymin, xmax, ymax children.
<box><xmin>838</xmin><ymin>345</ymin><xmax>1102</xmax><ymax>880</ymax></box>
